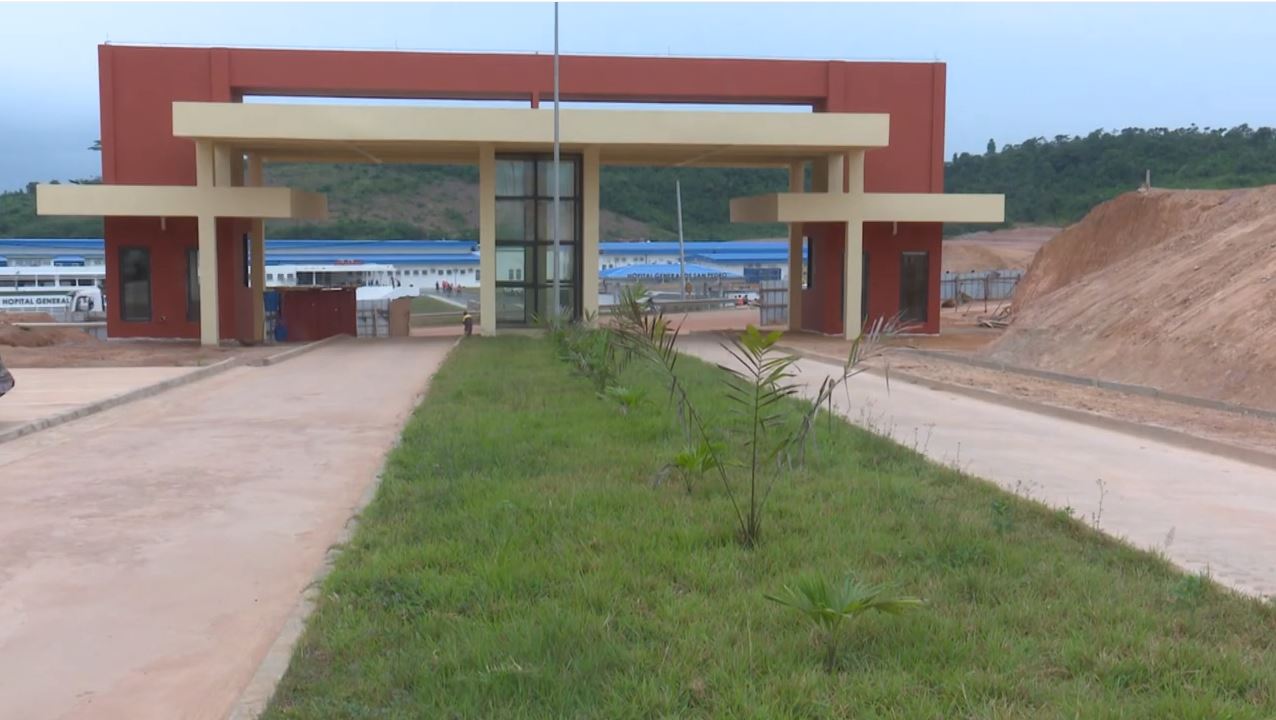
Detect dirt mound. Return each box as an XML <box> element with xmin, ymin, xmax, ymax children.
<box><xmin>983</xmin><ymin>187</ymin><xmax>1276</xmax><ymax>411</ymax></box>
<box><xmin>942</xmin><ymin>226</ymin><xmax>1057</xmax><ymax>272</ymax></box>
<box><xmin>0</xmin><ymin>314</ymin><xmax>100</xmax><ymax>348</ymax></box>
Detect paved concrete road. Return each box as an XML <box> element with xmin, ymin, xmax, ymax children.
<box><xmin>681</xmin><ymin>337</ymin><xmax>1276</xmax><ymax>599</ymax></box>
<box><xmin>0</xmin><ymin>366</ymin><xmax>196</xmax><ymax>432</ymax></box>
<box><xmin>0</xmin><ymin>338</ymin><xmax>453</xmax><ymax>720</ymax></box>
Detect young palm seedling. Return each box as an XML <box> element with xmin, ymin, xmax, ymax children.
<box><xmin>765</xmin><ymin>574</ymin><xmax>923</xmax><ymax>671</ymax></box>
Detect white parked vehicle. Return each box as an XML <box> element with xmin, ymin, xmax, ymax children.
<box><xmin>0</xmin><ymin>265</ymin><xmax>106</xmax><ymax>319</ymax></box>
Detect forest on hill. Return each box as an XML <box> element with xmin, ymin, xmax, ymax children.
<box><xmin>4</xmin><ymin>124</ymin><xmax>1275</xmax><ymax>240</ymax></box>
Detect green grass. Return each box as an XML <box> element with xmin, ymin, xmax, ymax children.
<box><xmin>264</xmin><ymin>336</ymin><xmax>1276</xmax><ymax>719</ymax></box>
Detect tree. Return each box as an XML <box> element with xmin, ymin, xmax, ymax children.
<box><xmin>986</xmin><ymin>138</ymin><xmax>997</xmax><ymax>155</ymax></box>
<box><xmin>89</xmin><ymin>139</ymin><xmax>101</xmax><ymax>152</ymax></box>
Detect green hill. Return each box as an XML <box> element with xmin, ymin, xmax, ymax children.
<box><xmin>5</xmin><ymin>124</ymin><xmax>1276</xmax><ymax>240</ymax></box>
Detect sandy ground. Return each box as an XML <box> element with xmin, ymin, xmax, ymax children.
<box><xmin>681</xmin><ymin>337</ymin><xmax>1276</xmax><ymax>599</ymax></box>
<box><xmin>942</xmin><ymin>226</ymin><xmax>1057</xmax><ymax>272</ymax></box>
<box><xmin>0</xmin><ymin>367</ymin><xmax>197</xmax><ymax>432</ymax></box>
<box><xmin>987</xmin><ymin>187</ymin><xmax>1276</xmax><ymax>412</ymax></box>
<box><xmin>0</xmin><ymin>337</ymin><xmax>452</xmax><ymax>720</ymax></box>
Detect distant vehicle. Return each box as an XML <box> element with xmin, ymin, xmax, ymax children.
<box><xmin>0</xmin><ymin>353</ymin><xmax>13</xmax><ymax>399</ymax></box>
<box><xmin>0</xmin><ymin>264</ymin><xmax>106</xmax><ymax>318</ymax></box>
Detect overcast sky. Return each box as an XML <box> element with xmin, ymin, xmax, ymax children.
<box><xmin>2</xmin><ymin>2</ymin><xmax>1274</xmax><ymax>191</ymax></box>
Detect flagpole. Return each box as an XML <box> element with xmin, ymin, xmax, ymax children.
<box><xmin>552</xmin><ymin>1</ymin><xmax>562</xmax><ymax>320</ymax></box>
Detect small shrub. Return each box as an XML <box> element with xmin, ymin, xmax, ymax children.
<box><xmin>599</xmin><ymin>385</ymin><xmax>645</xmax><ymax>415</ymax></box>
<box><xmin>669</xmin><ymin>439</ymin><xmax>722</xmax><ymax>494</ymax></box>
<box><xmin>766</xmin><ymin>574</ymin><xmax>923</xmax><ymax>671</ymax></box>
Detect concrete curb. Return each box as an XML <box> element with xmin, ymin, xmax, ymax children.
<box><xmin>781</xmin><ymin>345</ymin><xmax>1276</xmax><ymax>473</ymax></box>
<box><xmin>0</xmin><ymin>357</ymin><xmax>239</xmax><ymax>447</ymax></box>
<box><xmin>903</xmin><ymin>348</ymin><xmax>1276</xmax><ymax>423</ymax></box>
<box><xmin>251</xmin><ymin>334</ymin><xmax>349</xmax><ymax>367</ymax></box>
<box><xmin>226</xmin><ymin>336</ymin><xmax>464</xmax><ymax>720</ymax></box>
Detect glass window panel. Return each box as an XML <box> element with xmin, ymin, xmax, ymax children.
<box><xmin>186</xmin><ymin>248</ymin><xmax>199</xmax><ymax>322</ymax></box>
<box><xmin>495</xmin><ymin>286</ymin><xmax>528</xmax><ymax>325</ymax></box>
<box><xmin>536</xmin><ymin>159</ymin><xmax>577</xmax><ymax>197</ymax></box>
<box><xmin>497</xmin><ymin>246</ymin><xmax>531</xmax><ymax>282</ymax></box>
<box><xmin>496</xmin><ymin>159</ymin><xmax>534</xmax><ymax>197</ymax></box>
<box><xmin>496</xmin><ymin>200</ymin><xmax>534</xmax><ymax>242</ymax></box>
<box><xmin>119</xmin><ymin>246</ymin><xmax>151</xmax><ymax>322</ymax></box>
<box><xmin>537</xmin><ymin>286</ymin><xmax>575</xmax><ymax>320</ymax></box>
<box><xmin>899</xmin><ymin>251</ymin><xmax>929</xmax><ymax>325</ymax></box>
<box><xmin>537</xmin><ymin>246</ymin><xmax>574</xmax><ymax>282</ymax></box>
<box><xmin>536</xmin><ymin>200</ymin><xmax>576</xmax><ymax>242</ymax></box>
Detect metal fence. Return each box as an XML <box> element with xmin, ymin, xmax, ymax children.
<box><xmin>939</xmin><ymin>270</ymin><xmax>1023</xmax><ymax>304</ymax></box>
<box><xmin>759</xmin><ymin>280</ymin><xmax>788</xmax><ymax>326</ymax></box>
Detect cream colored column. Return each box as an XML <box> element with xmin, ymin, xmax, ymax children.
<box><xmin>478</xmin><ymin>144</ymin><xmax>497</xmax><ymax>336</ymax></box>
<box><xmin>843</xmin><ymin>150</ymin><xmax>867</xmax><ymax>340</ymax></box>
<box><xmin>581</xmin><ymin>146</ymin><xmax>601</xmax><ymax>322</ymax></box>
<box><xmin>195</xmin><ymin>141</ymin><xmax>220</xmax><ymax>347</ymax></box>
<box><xmin>247</xmin><ymin>153</ymin><xmax>267</xmax><ymax>344</ymax></box>
<box><xmin>825</xmin><ymin>153</ymin><xmax>846</xmax><ymax>194</ymax></box>
<box><xmin>786</xmin><ymin>161</ymin><xmax>804</xmax><ymax>331</ymax></box>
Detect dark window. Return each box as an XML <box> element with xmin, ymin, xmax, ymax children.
<box><xmin>803</xmin><ymin>236</ymin><xmax>813</xmax><ymax>289</ymax></box>
<box><xmin>861</xmin><ymin>251</ymin><xmax>870</xmax><ymax>326</ymax></box>
<box><xmin>899</xmin><ymin>251</ymin><xmax>929</xmax><ymax>325</ymax></box>
<box><xmin>187</xmin><ymin>248</ymin><xmax>200</xmax><ymax>322</ymax></box>
<box><xmin>119</xmin><ymin>246</ymin><xmax>151</xmax><ymax>322</ymax></box>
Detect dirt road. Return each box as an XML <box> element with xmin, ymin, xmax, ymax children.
<box><xmin>0</xmin><ymin>337</ymin><xmax>452</xmax><ymax>720</ymax></box>
<box><xmin>681</xmin><ymin>337</ymin><xmax>1276</xmax><ymax>599</ymax></box>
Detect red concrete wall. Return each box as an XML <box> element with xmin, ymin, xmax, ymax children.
<box><xmin>98</xmin><ymin>45</ymin><xmax>946</xmax><ymax>339</ymax></box>
<box><xmin>800</xmin><ymin>61</ymin><xmax>946</xmax><ymax>335</ymax></box>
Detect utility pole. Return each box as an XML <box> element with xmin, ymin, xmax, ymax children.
<box><xmin>551</xmin><ymin>1</ymin><xmax>562</xmax><ymax>320</ymax></box>
<box><xmin>676</xmin><ymin>179</ymin><xmax>687</xmax><ymax>299</ymax></box>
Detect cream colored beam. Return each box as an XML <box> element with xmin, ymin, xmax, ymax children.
<box><xmin>786</xmin><ymin>162</ymin><xmax>804</xmax><ymax>332</ymax></box>
<box><xmin>173</xmin><ymin>102</ymin><xmax>891</xmax><ymax>152</ymax></box>
<box><xmin>247</xmin><ymin>153</ymin><xmax>266</xmax><ymax>344</ymax></box>
<box><xmin>728</xmin><ymin>194</ymin><xmax>783</xmax><ymax>224</ymax></box>
<box><xmin>729</xmin><ymin>192</ymin><xmax>1005</xmax><ymax>225</ymax></box>
<box><xmin>581</xmin><ymin>146</ymin><xmax>601</xmax><ymax>323</ymax></box>
<box><xmin>254</xmin><ymin>149</ymin><xmax>801</xmax><ymax>170</ymax></box>
<box><xmin>844</xmin><ymin>221</ymin><xmax>864</xmax><ymax>341</ymax></box>
<box><xmin>857</xmin><ymin>193</ymin><xmax>1005</xmax><ymax>223</ymax></box>
<box><xmin>478</xmin><ymin>144</ymin><xmax>497</xmax><ymax>337</ymax></box>
<box><xmin>36</xmin><ymin>184</ymin><xmax>328</xmax><ymax>220</ymax></box>
<box><xmin>196</xmin><ymin>141</ymin><xmax>219</xmax><ymax>347</ymax></box>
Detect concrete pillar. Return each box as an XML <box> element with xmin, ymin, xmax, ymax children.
<box><xmin>247</xmin><ymin>153</ymin><xmax>266</xmax><ymax>344</ymax></box>
<box><xmin>786</xmin><ymin>161</ymin><xmax>804</xmax><ymax>332</ymax></box>
<box><xmin>478</xmin><ymin>144</ymin><xmax>497</xmax><ymax>336</ymax></box>
<box><xmin>194</xmin><ymin>141</ymin><xmax>220</xmax><ymax>347</ymax></box>
<box><xmin>846</xmin><ymin>150</ymin><xmax>865</xmax><ymax>195</ymax></box>
<box><xmin>825</xmin><ymin>153</ymin><xmax>846</xmax><ymax>194</ymax></box>
<box><xmin>581</xmin><ymin>146</ymin><xmax>601</xmax><ymax>322</ymax></box>
<box><xmin>843</xmin><ymin>149</ymin><xmax>867</xmax><ymax>340</ymax></box>
<box><xmin>844</xmin><ymin>218</ymin><xmax>863</xmax><ymax>341</ymax></box>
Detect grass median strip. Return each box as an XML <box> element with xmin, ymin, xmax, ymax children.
<box><xmin>264</xmin><ymin>336</ymin><xmax>1276</xmax><ymax>718</ymax></box>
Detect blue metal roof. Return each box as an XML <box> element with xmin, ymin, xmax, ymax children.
<box><xmin>265</xmin><ymin>239</ymin><xmax>477</xmax><ymax>252</ymax></box>
<box><xmin>265</xmin><ymin>253</ymin><xmax>479</xmax><ymax>266</ymax></box>
<box><xmin>599</xmin><ymin>241</ymin><xmax>789</xmax><ymax>255</ymax></box>
<box><xmin>0</xmin><ymin>238</ymin><xmax>796</xmax><ymax>265</ymax></box>
<box><xmin>600</xmin><ymin>262</ymin><xmax>743</xmax><ymax>280</ymax></box>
